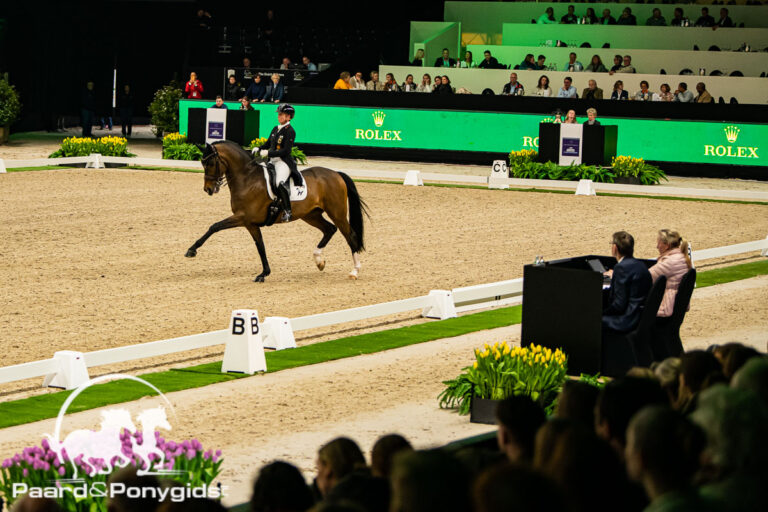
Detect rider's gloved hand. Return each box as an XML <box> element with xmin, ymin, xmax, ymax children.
<box><xmin>259</xmin><ymin>149</ymin><xmax>269</xmax><ymax>158</ymax></box>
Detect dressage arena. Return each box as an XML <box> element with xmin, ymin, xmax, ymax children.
<box><xmin>1</xmin><ymin>158</ymin><xmax>768</xmax><ymax>505</ymax></box>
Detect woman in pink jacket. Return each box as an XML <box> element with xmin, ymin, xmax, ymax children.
<box><xmin>648</xmin><ymin>229</ymin><xmax>692</xmax><ymax>317</ymax></box>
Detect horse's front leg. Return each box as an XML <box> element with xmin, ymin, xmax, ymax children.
<box><xmin>246</xmin><ymin>224</ymin><xmax>271</xmax><ymax>282</ymax></box>
<box><xmin>185</xmin><ymin>215</ymin><xmax>243</xmax><ymax>257</ymax></box>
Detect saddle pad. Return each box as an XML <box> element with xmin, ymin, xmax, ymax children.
<box><xmin>261</xmin><ymin>165</ymin><xmax>308</xmax><ymax>202</ymax></box>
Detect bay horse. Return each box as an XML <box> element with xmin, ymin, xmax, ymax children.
<box><xmin>185</xmin><ymin>141</ymin><xmax>368</xmax><ymax>281</ymax></box>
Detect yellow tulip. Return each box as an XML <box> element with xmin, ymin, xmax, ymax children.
<box><xmin>473</xmin><ymin>361</ymin><xmax>478</xmax><ymax>370</ymax></box>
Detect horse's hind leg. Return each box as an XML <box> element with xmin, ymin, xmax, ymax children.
<box><xmin>323</xmin><ymin>201</ymin><xmax>361</xmax><ymax>280</ymax></box>
<box><xmin>185</xmin><ymin>215</ymin><xmax>243</xmax><ymax>257</ymax></box>
<box><xmin>301</xmin><ymin>209</ymin><xmax>337</xmax><ymax>271</ymax></box>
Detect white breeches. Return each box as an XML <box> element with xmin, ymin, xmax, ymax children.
<box><xmin>271</xmin><ymin>158</ymin><xmax>291</xmax><ymax>185</ymax></box>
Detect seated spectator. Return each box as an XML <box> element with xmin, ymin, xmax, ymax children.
<box><xmin>250</xmin><ymin>461</ymin><xmax>314</xmax><ymax>512</ymax></box>
<box><xmin>596</xmin><ymin>377</ymin><xmax>667</xmax><ymax>458</ymax></box>
<box><xmin>584</xmin><ymin>8</ymin><xmax>598</xmax><ymax>25</ymax></box>
<box><xmin>696</xmin><ymin>7</ymin><xmax>716</xmax><ymax>27</ymax></box>
<box><xmin>300</xmin><ymin>56</ymin><xmax>317</xmax><ymax>72</ymax></box>
<box><xmin>691</xmin><ymin>386</ymin><xmax>768</xmax><ymax>512</ymax></box>
<box><xmin>716</xmin><ymin>8</ymin><xmax>734</xmax><ymax>28</ymax></box>
<box><xmin>416</xmin><ymin>74</ymin><xmax>432</xmax><ymax>92</ymax></box>
<box><xmin>561</xmin><ymin>5</ymin><xmax>578</xmax><ymax>24</ymax></box>
<box><xmin>315</xmin><ymin>437</ymin><xmax>367</xmax><ymax>498</ymax></box>
<box><xmin>582</xmin><ymin>79</ymin><xmax>603</xmax><ymax>100</ymax></box>
<box><xmin>390</xmin><ymin>450</ymin><xmax>471</xmax><ymax>512</ymax></box>
<box><xmin>224</xmin><ymin>74</ymin><xmax>243</xmax><ymax>101</ymax></box>
<box><xmin>649</xmin><ymin>229</ymin><xmax>693</xmax><ymax>319</ymax></box>
<box><xmin>106</xmin><ymin>467</ymin><xmax>162</xmax><ymax>512</ymax></box>
<box><xmin>210</xmin><ymin>95</ymin><xmax>227</xmax><ymax>109</ymax></box>
<box><xmin>496</xmin><ymin>395</ymin><xmax>546</xmax><ymax>464</ymax></box>
<box><xmin>333</xmin><ymin>71</ymin><xmax>352</xmax><ymax>90</ymax></box>
<box><xmin>432</xmin><ymin>75</ymin><xmax>442</xmax><ymax>92</ymax></box>
<box><xmin>676</xmin><ymin>350</ymin><xmax>723</xmax><ymax>413</ymax></box>
<box><xmin>618</xmin><ymin>8</ymin><xmax>637</xmax><ymax>26</ymax></box>
<box><xmin>458</xmin><ymin>51</ymin><xmax>476</xmax><ymax>69</ymax></box>
<box><xmin>722</xmin><ymin>345</ymin><xmax>761</xmax><ymax>380</ymax></box>
<box><xmin>670</xmin><ymin>8</ymin><xmax>686</xmax><ymax>27</ymax></box>
<box><xmin>616</xmin><ymin>55</ymin><xmax>636</xmax><ymax>74</ymax></box>
<box><xmin>695</xmin><ymin>82</ymin><xmax>713</xmax><ymax>103</ymax></box>
<box><xmin>473</xmin><ymin>464</ymin><xmax>566</xmax><ymax>512</ymax></box>
<box><xmin>731</xmin><ymin>357</ymin><xmax>768</xmax><ymax>407</ymax></box>
<box><xmin>602</xmin><ymin>231</ymin><xmax>651</xmax><ymax>334</ymax></box>
<box><xmin>401</xmin><ymin>74</ymin><xmax>417</xmax><ymax>92</ymax></box>
<box><xmin>552</xmin><ymin>109</ymin><xmax>563</xmax><ymax>123</ymax></box>
<box><xmin>383</xmin><ymin>73</ymin><xmax>400</xmax><ymax>92</ymax></box>
<box><xmin>280</xmin><ymin>57</ymin><xmax>293</xmax><ymax>70</ymax></box>
<box><xmin>533</xmin><ymin>75</ymin><xmax>552</xmax><ymax>97</ymax></box>
<box><xmin>501</xmin><ymin>72</ymin><xmax>524</xmax><ymax>96</ymax></box>
<box><xmin>246</xmin><ymin>74</ymin><xmax>266</xmax><ymax>101</ymax></box>
<box><xmin>434</xmin><ymin>48</ymin><xmax>456</xmax><ymax>68</ymax></box>
<box><xmin>646</xmin><ymin>8</ymin><xmax>667</xmax><ymax>27</ymax></box>
<box><xmin>655</xmin><ymin>83</ymin><xmax>674</xmax><ymax>102</ymax></box>
<box><xmin>263</xmin><ymin>73</ymin><xmax>285</xmax><ymax>103</ymax></box>
<box><xmin>325</xmin><ymin>472</ymin><xmax>390</xmax><ymax>512</ymax></box>
<box><xmin>673</xmin><ymin>82</ymin><xmax>694</xmax><ymax>103</ymax></box>
<box><xmin>411</xmin><ymin>49</ymin><xmax>425</xmax><ymax>67</ymax></box>
<box><xmin>9</xmin><ymin>496</ymin><xmax>63</xmax><ymax>512</ymax></box>
<box><xmin>600</xmin><ymin>9</ymin><xmax>616</xmax><ymax>25</ymax></box>
<box><xmin>711</xmin><ymin>343</ymin><xmax>744</xmax><ymax>367</ymax></box>
<box><xmin>555</xmin><ymin>380</ymin><xmax>599</xmax><ymax>428</ymax></box>
<box><xmin>349</xmin><ymin>71</ymin><xmax>366</xmax><ymax>90</ymax></box>
<box><xmin>239</xmin><ymin>97</ymin><xmax>254</xmax><ymax>111</ymax></box>
<box><xmin>185</xmin><ymin>72</ymin><xmax>204</xmax><ymax>99</ymax></box>
<box><xmin>609</xmin><ymin>55</ymin><xmax>623</xmax><ymax>73</ymax></box>
<box><xmin>586</xmin><ymin>55</ymin><xmax>607</xmax><ymax>73</ymax></box>
<box><xmin>634</xmin><ymin>80</ymin><xmax>652</xmax><ymax>101</ymax></box>
<box><xmin>610</xmin><ymin>80</ymin><xmax>629</xmax><ymax>100</ymax></box>
<box><xmin>584</xmin><ymin>107</ymin><xmax>600</xmax><ymax>126</ymax></box>
<box><xmin>563</xmin><ymin>109</ymin><xmax>578</xmax><ymax>124</ymax></box>
<box><xmin>537</xmin><ymin>7</ymin><xmax>557</xmax><ymax>24</ymax></box>
<box><xmin>477</xmin><ymin>50</ymin><xmax>500</xmax><ymax>69</ymax></box>
<box><xmin>519</xmin><ymin>53</ymin><xmax>537</xmax><ymax>71</ymax></box>
<box><xmin>366</xmin><ymin>71</ymin><xmax>385</xmax><ymax>91</ymax></box>
<box><xmin>440</xmin><ymin>75</ymin><xmax>455</xmax><ymax>94</ymax></box>
<box><xmin>562</xmin><ymin>52</ymin><xmax>583</xmax><ymax>72</ymax></box>
<box><xmin>653</xmin><ymin>357</ymin><xmax>682</xmax><ymax>405</ymax></box>
<box><xmin>625</xmin><ymin>406</ymin><xmax>709</xmax><ymax>512</ymax></box>
<box><xmin>371</xmin><ymin>434</ymin><xmax>413</xmax><ymax>479</ymax></box>
<box><xmin>535</xmin><ymin>54</ymin><xmax>547</xmax><ymax>70</ymax></box>
<box><xmin>557</xmin><ymin>77</ymin><xmax>578</xmax><ymax>98</ymax></box>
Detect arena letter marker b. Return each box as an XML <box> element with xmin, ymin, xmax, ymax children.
<box><xmin>222</xmin><ymin>309</ymin><xmax>267</xmax><ymax>374</ymax></box>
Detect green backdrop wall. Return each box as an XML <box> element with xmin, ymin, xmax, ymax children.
<box><xmin>179</xmin><ymin>100</ymin><xmax>766</xmax><ymax>168</ymax></box>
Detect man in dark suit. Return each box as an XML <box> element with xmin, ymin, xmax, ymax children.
<box><xmin>602</xmin><ymin>231</ymin><xmax>652</xmax><ymax>375</ymax></box>
<box><xmin>433</xmin><ymin>48</ymin><xmax>457</xmax><ymax>68</ymax></box>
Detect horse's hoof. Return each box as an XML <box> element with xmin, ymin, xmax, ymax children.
<box><xmin>185</xmin><ymin>249</ymin><xmax>197</xmax><ymax>258</ymax></box>
<box><xmin>317</xmin><ymin>261</ymin><xmax>325</xmax><ymax>271</ymax></box>
<box><xmin>348</xmin><ymin>271</ymin><xmax>358</xmax><ymax>280</ymax></box>
<box><xmin>254</xmin><ymin>275</ymin><xmax>266</xmax><ymax>283</ymax></box>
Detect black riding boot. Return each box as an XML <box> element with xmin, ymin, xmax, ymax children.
<box><xmin>277</xmin><ymin>183</ymin><xmax>292</xmax><ymax>222</ymax></box>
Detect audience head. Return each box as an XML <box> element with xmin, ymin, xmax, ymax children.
<box><xmin>228</xmin><ymin>75</ymin><xmax>236</xmax><ymax>84</ymax></box>
<box><xmin>106</xmin><ymin>467</ymin><xmax>161</xmax><ymax>512</ymax></box>
<box><xmin>674</xmin><ymin>8</ymin><xmax>683</xmax><ymax>19</ymax></box>
<box><xmin>10</xmin><ymin>496</ymin><xmax>63</xmax><ymax>512</ymax></box>
<box><xmin>414</xmin><ymin>48</ymin><xmax>424</xmax><ymax>59</ymax></box>
<box><xmin>586</xmin><ymin>8</ymin><xmax>595</xmax><ymax>18</ymax></box>
<box><xmin>370</xmin><ymin>71</ymin><xmax>379</xmax><ymax>81</ymax></box>
<box><xmin>441</xmin><ymin>47</ymin><xmax>450</xmax><ymax>59</ymax></box>
<box><xmin>325</xmin><ymin>473</ymin><xmax>389</xmax><ymax>512</ymax></box>
<box><xmin>243</xmin><ymin>57</ymin><xmax>252</xmax><ymax>67</ymax></box>
<box><xmin>657</xmin><ymin>229</ymin><xmax>691</xmax><ymax>267</ymax></box>
<box><xmin>565</xmin><ymin>109</ymin><xmax>576</xmax><ymax>123</ymax></box>
<box><xmin>214</xmin><ymin>96</ymin><xmax>224</xmax><ymax>107</ymax></box>
<box><xmin>537</xmin><ymin>75</ymin><xmax>549</xmax><ymax>89</ymax></box>
<box><xmin>534</xmin><ymin>418</ymin><xmax>579</xmax><ymax>468</ymax></box>
<box><xmin>588</xmin><ymin>79</ymin><xmax>597</xmax><ymax>90</ymax></box>
<box><xmin>613</xmin><ymin>55</ymin><xmax>622</xmax><ymax>66</ymax></box>
<box><xmin>652</xmin><ymin>8</ymin><xmax>662</xmax><ymax>19</ymax></box>
<box><xmin>385</xmin><ymin>73</ymin><xmax>395</xmax><ymax>83</ymax></box>
<box><xmin>660</xmin><ymin>83</ymin><xmax>670</xmax><ymax>94</ymax></box>
<box><xmin>250</xmin><ymin>461</ymin><xmax>313</xmax><ymax>512</ymax></box>
<box><xmin>474</xmin><ymin>464</ymin><xmax>566</xmax><ymax>512</ymax></box>
<box><xmin>405</xmin><ymin>74</ymin><xmax>414</xmax><ymax>84</ymax></box>
<box><xmin>316</xmin><ymin>437</ymin><xmax>366</xmax><ymax>497</ymax></box>
<box><xmin>354</xmin><ymin>72</ymin><xmax>363</xmax><ymax>83</ymax></box>
<box><xmin>509</xmin><ymin>72</ymin><xmax>518</xmax><ymax>84</ymax></box>
<box><xmin>371</xmin><ymin>434</ymin><xmax>413</xmax><ymax>479</ymax></box>
<box><xmin>537</xmin><ymin>54</ymin><xmax>546</xmax><ymax>66</ymax></box>
<box><xmin>390</xmin><ymin>449</ymin><xmax>471</xmax><ymax>512</ymax></box>
<box><xmin>465</xmin><ymin>50</ymin><xmax>473</xmax><ymax>62</ymax></box>
<box><xmin>692</xmin><ymin>385</ymin><xmax>768</xmax><ymax>475</ymax></box>
<box><xmin>610</xmin><ymin>230</ymin><xmax>633</xmax><ymax>258</ymax></box>
<box><xmin>442</xmin><ymin>75</ymin><xmax>450</xmax><ymax>85</ymax></box>
<box><xmin>421</xmin><ymin>74</ymin><xmax>430</xmax><ymax>85</ymax></box>
<box><xmin>711</xmin><ymin>342</ymin><xmax>743</xmax><ymax>366</ymax></box>
<box><xmin>568</xmin><ymin>52</ymin><xmax>577</xmax><ymax>63</ymax></box>
<box><xmin>595</xmin><ymin>377</ymin><xmax>667</xmax><ymax>453</ymax></box>
<box><xmin>723</xmin><ymin>345</ymin><xmax>761</xmax><ymax>380</ymax></box>
<box><xmin>563</xmin><ymin>77</ymin><xmax>572</xmax><ymax>89</ymax></box>
<box><xmin>679</xmin><ymin>82</ymin><xmax>688</xmax><ymax>91</ymax></box>
<box><xmin>302</xmin><ymin>56</ymin><xmax>311</xmax><ymax>66</ymax></box>
<box><xmin>495</xmin><ymin>395</ymin><xmax>546</xmax><ymax>463</ymax></box>
<box><xmin>254</xmin><ymin>74</ymin><xmax>262</xmax><ymax>83</ymax></box>
<box><xmin>623</xmin><ymin>55</ymin><xmax>632</xmax><ymax>66</ymax></box>
<box><xmin>731</xmin><ymin>356</ymin><xmax>768</xmax><ymax>406</ymax></box>
<box><xmin>702</xmin><ymin>7</ymin><xmax>709</xmax><ymax>16</ymax></box>
<box><xmin>483</xmin><ymin>50</ymin><xmax>492</xmax><ymax>61</ymax></box>
<box><xmin>545</xmin><ymin>7</ymin><xmax>554</xmax><ymax>17</ymax></box>
<box><xmin>613</xmin><ymin>80</ymin><xmax>624</xmax><ymax>92</ymax></box>
<box><xmin>696</xmin><ymin>82</ymin><xmax>706</xmax><ymax>93</ymax></box>
<box><xmin>590</xmin><ymin>55</ymin><xmax>602</xmax><ymax>67</ymax></box>
<box><xmin>622</xmin><ymin>8</ymin><xmax>632</xmax><ymax>18</ymax></box>
<box><xmin>625</xmin><ymin>406</ymin><xmax>706</xmax><ymax>496</ymax></box>
<box><xmin>639</xmin><ymin>80</ymin><xmax>649</xmax><ymax>91</ymax></box>
<box><xmin>679</xmin><ymin>350</ymin><xmax>723</xmax><ymax>400</ymax></box>
<box><xmin>556</xmin><ymin>380</ymin><xmax>599</xmax><ymax>427</ymax></box>
<box><xmin>271</xmin><ymin>73</ymin><xmax>280</xmax><ymax>84</ymax></box>
<box><xmin>567</xmin><ymin>5</ymin><xmax>575</xmax><ymax>15</ymax></box>
<box><xmin>433</xmin><ymin>75</ymin><xmax>441</xmax><ymax>86</ymax></box>
<box><xmin>602</xmin><ymin>9</ymin><xmax>611</xmax><ymax>18</ymax></box>
<box><xmin>652</xmin><ymin>357</ymin><xmax>682</xmax><ymax>405</ymax></box>
<box><xmin>339</xmin><ymin>71</ymin><xmax>350</xmax><ymax>81</ymax></box>
<box><xmin>720</xmin><ymin>8</ymin><xmax>729</xmax><ymax>18</ymax></box>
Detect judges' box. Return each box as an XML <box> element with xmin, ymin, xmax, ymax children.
<box><xmin>188</xmin><ymin>108</ymin><xmax>260</xmax><ymax>146</ymax></box>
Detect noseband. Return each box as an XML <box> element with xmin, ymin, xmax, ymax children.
<box><xmin>202</xmin><ymin>144</ymin><xmax>227</xmax><ymax>189</ymax></box>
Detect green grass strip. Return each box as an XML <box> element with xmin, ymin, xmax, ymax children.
<box><xmin>696</xmin><ymin>259</ymin><xmax>768</xmax><ymax>288</ymax></box>
<box><xmin>7</xmin><ymin>166</ymin><xmax>71</xmax><ymax>172</ymax></box>
<box><xmin>0</xmin><ymin>307</ymin><xmax>520</xmax><ymax>429</ymax></box>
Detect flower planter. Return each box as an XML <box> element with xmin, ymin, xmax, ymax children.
<box><xmin>469</xmin><ymin>396</ymin><xmax>500</xmax><ymax>425</ymax></box>
<box><xmin>614</xmin><ymin>176</ymin><xmax>641</xmax><ymax>185</ymax></box>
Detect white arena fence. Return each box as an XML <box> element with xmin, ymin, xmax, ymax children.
<box><xmin>0</xmin><ymin>234</ymin><xmax>765</xmax><ymax>390</ymax></box>
<box><xmin>2</xmin><ymin>154</ymin><xmax>768</xmax><ymax>202</ymax></box>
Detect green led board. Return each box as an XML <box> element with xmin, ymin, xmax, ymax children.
<box><xmin>179</xmin><ymin>100</ymin><xmax>765</xmax><ymax>167</ymax></box>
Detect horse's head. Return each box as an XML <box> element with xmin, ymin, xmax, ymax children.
<box><xmin>202</xmin><ymin>143</ymin><xmax>225</xmax><ymax>195</ymax></box>
<box><xmin>137</xmin><ymin>406</ymin><xmax>172</xmax><ymax>432</ymax></box>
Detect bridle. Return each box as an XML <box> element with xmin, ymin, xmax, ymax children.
<box><xmin>202</xmin><ymin>143</ymin><xmax>227</xmax><ymax>190</ymax></box>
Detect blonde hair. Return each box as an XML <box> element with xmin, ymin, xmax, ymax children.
<box><xmin>658</xmin><ymin>229</ymin><xmax>692</xmax><ymax>268</ymax></box>
<box><xmin>586</xmin><ymin>108</ymin><xmax>597</xmax><ymax>116</ymax></box>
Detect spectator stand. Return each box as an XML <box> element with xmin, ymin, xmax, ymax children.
<box><xmin>410</xmin><ymin>22</ymin><xmax>462</xmax><ymax>72</ymax></box>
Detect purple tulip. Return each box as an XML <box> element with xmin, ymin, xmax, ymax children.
<box><xmin>185</xmin><ymin>449</ymin><xmax>196</xmax><ymax>460</ymax></box>
<box><xmin>167</xmin><ymin>441</ymin><xmax>176</xmax><ymax>451</ymax></box>
<box><xmin>203</xmin><ymin>450</ymin><xmax>211</xmax><ymax>460</ymax></box>
<box><xmin>41</xmin><ymin>439</ymin><xmax>50</xmax><ymax>451</ymax></box>
<box><xmin>13</xmin><ymin>454</ymin><xmax>21</xmax><ymax>463</ymax></box>
<box><xmin>164</xmin><ymin>460</ymin><xmax>174</xmax><ymax>470</ymax></box>
<box><xmin>22</xmin><ymin>468</ymin><xmax>28</xmax><ymax>477</ymax></box>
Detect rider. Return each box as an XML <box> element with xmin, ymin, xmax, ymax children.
<box><xmin>255</xmin><ymin>104</ymin><xmax>304</xmax><ymax>222</ymax></box>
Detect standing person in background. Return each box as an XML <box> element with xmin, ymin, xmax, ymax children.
<box><xmin>563</xmin><ymin>109</ymin><xmax>578</xmax><ymax>124</ymax></box>
<box><xmin>81</xmin><ymin>81</ymin><xmax>96</xmax><ymax>137</ymax></box>
<box><xmin>185</xmin><ymin>72</ymin><xmax>204</xmax><ymax>99</ymax></box>
<box><xmin>433</xmin><ymin>48</ymin><xmax>456</xmax><ymax>67</ymax></box>
<box><xmin>118</xmin><ymin>85</ymin><xmax>134</xmax><ymax>137</ymax></box>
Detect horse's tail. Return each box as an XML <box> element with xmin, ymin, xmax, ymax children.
<box><xmin>338</xmin><ymin>172</ymin><xmax>369</xmax><ymax>253</ymax></box>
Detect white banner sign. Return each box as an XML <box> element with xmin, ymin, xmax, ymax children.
<box><xmin>558</xmin><ymin>123</ymin><xmax>583</xmax><ymax>166</ymax></box>
<box><xmin>205</xmin><ymin>108</ymin><xmax>227</xmax><ymax>144</ymax></box>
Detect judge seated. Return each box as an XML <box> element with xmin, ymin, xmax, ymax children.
<box><xmin>603</xmin><ymin>231</ymin><xmax>651</xmax><ymax>333</ymax></box>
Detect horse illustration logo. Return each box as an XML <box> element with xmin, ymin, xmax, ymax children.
<box><xmin>43</xmin><ymin>374</ymin><xmax>177</xmax><ymax>478</ymax></box>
